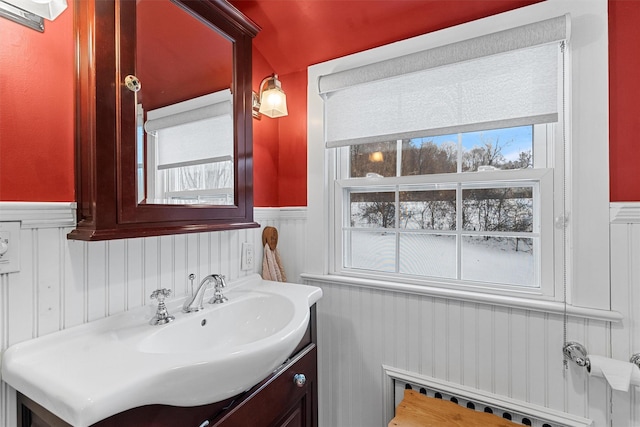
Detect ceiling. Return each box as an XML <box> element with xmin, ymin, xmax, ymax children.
<box><xmin>138</xmin><ymin>0</ymin><xmax>233</xmax><ymax>110</ymax></box>
<box><xmin>229</xmin><ymin>0</ymin><xmax>542</xmax><ymax>76</ymax></box>
<box><xmin>135</xmin><ymin>0</ymin><xmax>541</xmax><ymax>111</ymax></box>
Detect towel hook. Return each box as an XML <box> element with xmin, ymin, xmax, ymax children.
<box><xmin>563</xmin><ymin>341</ymin><xmax>590</xmax><ymax>369</ymax></box>
<box><xmin>262</xmin><ymin>226</ymin><xmax>279</xmax><ymax>251</ymax></box>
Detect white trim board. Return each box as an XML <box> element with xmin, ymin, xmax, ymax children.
<box><xmin>303</xmin><ymin>273</ymin><xmax>621</xmax><ymax>322</ymax></box>
<box><xmin>254</xmin><ymin>207</ymin><xmax>307</xmax><ymax>222</ymax></box>
<box><xmin>0</xmin><ymin>202</ymin><xmax>76</xmax><ymax>228</ymax></box>
<box><xmin>0</xmin><ymin>202</ymin><xmax>307</xmax><ymax>230</ymax></box>
<box><xmin>610</xmin><ymin>202</ymin><xmax>640</xmax><ymax>224</ymax></box>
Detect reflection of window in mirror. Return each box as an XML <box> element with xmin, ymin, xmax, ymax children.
<box><xmin>136</xmin><ymin>0</ymin><xmax>234</xmax><ymax>206</ymax></box>
<box><xmin>141</xmin><ymin>89</ymin><xmax>234</xmax><ymax>205</ymax></box>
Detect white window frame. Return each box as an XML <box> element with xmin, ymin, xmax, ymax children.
<box><xmin>306</xmin><ymin>0</ymin><xmax>611</xmax><ymax>313</ymax></box>
<box><xmin>330</xmin><ymin>123</ymin><xmax>559</xmax><ymax>299</ymax></box>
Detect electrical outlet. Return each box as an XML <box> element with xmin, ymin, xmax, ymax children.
<box><xmin>241</xmin><ymin>242</ymin><xmax>254</xmax><ymax>271</ymax></box>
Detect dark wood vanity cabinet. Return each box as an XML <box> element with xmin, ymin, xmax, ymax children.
<box><xmin>17</xmin><ymin>310</ymin><xmax>318</xmax><ymax>427</ymax></box>
<box><xmin>210</xmin><ymin>344</ymin><xmax>317</xmax><ymax>427</ymax></box>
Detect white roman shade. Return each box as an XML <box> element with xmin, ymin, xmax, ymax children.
<box><xmin>144</xmin><ymin>101</ymin><xmax>231</xmax><ymax>134</ymax></box>
<box><xmin>144</xmin><ymin>90</ymin><xmax>233</xmax><ymax>169</ymax></box>
<box><xmin>155</xmin><ymin>114</ymin><xmax>233</xmax><ymax>169</ymax></box>
<box><xmin>318</xmin><ymin>15</ymin><xmax>570</xmax><ymax>148</ymax></box>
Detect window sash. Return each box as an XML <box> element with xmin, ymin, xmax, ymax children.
<box><xmin>334</xmin><ymin>161</ymin><xmax>555</xmax><ymax>296</ymax></box>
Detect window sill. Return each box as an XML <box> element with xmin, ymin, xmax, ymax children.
<box><xmin>300</xmin><ymin>273</ymin><xmax>622</xmax><ymax>323</ymax></box>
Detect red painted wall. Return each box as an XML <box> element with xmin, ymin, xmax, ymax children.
<box><xmin>609</xmin><ymin>0</ymin><xmax>640</xmax><ymax>202</ymax></box>
<box><xmin>0</xmin><ymin>4</ymin><xmax>74</xmax><ymax>202</ymax></box>
<box><xmin>276</xmin><ymin>69</ymin><xmax>307</xmax><ymax>207</ymax></box>
<box><xmin>252</xmin><ymin>52</ymin><xmax>307</xmax><ymax>206</ymax></box>
<box><xmin>252</xmin><ymin>47</ymin><xmax>280</xmax><ymax>207</ymax></box>
<box><xmin>1</xmin><ymin>1</ymin><xmax>639</xmax><ymax>204</ymax></box>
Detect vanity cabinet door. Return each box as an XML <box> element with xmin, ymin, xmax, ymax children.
<box><xmin>211</xmin><ymin>344</ymin><xmax>317</xmax><ymax>427</ymax></box>
<box><xmin>17</xmin><ymin>394</ymin><xmax>72</xmax><ymax>427</ymax></box>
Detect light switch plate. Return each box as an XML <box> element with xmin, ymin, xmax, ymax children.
<box><xmin>0</xmin><ymin>221</ymin><xmax>21</xmax><ymax>274</ymax></box>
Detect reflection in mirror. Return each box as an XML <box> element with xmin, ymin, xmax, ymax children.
<box><xmin>135</xmin><ymin>0</ymin><xmax>234</xmax><ymax>205</ymax></box>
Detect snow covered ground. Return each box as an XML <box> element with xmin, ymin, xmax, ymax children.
<box><xmin>347</xmin><ymin>232</ymin><xmax>536</xmax><ymax>287</ymax></box>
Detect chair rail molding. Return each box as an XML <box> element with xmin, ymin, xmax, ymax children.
<box><xmin>0</xmin><ymin>202</ymin><xmax>76</xmax><ymax>228</ymax></box>
<box><xmin>0</xmin><ymin>203</ymin><xmax>307</xmax><ymax>230</ymax></box>
<box><xmin>254</xmin><ymin>207</ymin><xmax>307</xmax><ymax>222</ymax></box>
<box><xmin>610</xmin><ymin>202</ymin><xmax>640</xmax><ymax>224</ymax></box>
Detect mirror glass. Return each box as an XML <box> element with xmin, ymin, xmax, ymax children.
<box><xmin>135</xmin><ymin>0</ymin><xmax>234</xmax><ymax>206</ymax></box>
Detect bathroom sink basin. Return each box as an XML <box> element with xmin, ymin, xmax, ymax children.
<box><xmin>1</xmin><ymin>274</ymin><xmax>322</xmax><ymax>427</ymax></box>
<box><xmin>138</xmin><ymin>292</ymin><xmax>294</xmax><ymax>354</ymax></box>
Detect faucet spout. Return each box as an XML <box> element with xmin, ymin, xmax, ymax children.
<box><xmin>183</xmin><ymin>274</ymin><xmax>216</xmax><ymax>313</ymax></box>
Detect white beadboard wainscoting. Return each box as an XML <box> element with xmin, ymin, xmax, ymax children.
<box><xmin>302</xmin><ymin>202</ymin><xmax>640</xmax><ymax>427</ymax></box>
<box><xmin>2</xmin><ymin>202</ymin><xmax>640</xmax><ymax>427</ymax></box>
<box><xmin>307</xmin><ymin>277</ymin><xmax>611</xmax><ymax>426</ymax></box>
<box><xmin>0</xmin><ymin>203</ymin><xmax>307</xmax><ymax>427</ymax></box>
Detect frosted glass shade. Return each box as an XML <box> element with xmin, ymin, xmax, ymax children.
<box><xmin>259</xmin><ymin>88</ymin><xmax>288</xmax><ymax>118</ymax></box>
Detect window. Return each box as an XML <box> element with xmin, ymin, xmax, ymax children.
<box><xmin>320</xmin><ymin>16</ymin><xmax>568</xmax><ymax>297</ymax></box>
<box><xmin>335</xmin><ymin>125</ymin><xmax>556</xmax><ymax>294</ymax></box>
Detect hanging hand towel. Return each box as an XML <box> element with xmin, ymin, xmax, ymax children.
<box><xmin>261</xmin><ymin>226</ymin><xmax>287</xmax><ymax>282</ymax></box>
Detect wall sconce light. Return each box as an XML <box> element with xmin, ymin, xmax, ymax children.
<box><xmin>0</xmin><ymin>0</ymin><xmax>67</xmax><ymax>32</ymax></box>
<box><xmin>252</xmin><ymin>74</ymin><xmax>288</xmax><ymax>119</ymax></box>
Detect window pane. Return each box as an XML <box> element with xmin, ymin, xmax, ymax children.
<box><xmin>401</xmin><ymin>135</ymin><xmax>457</xmax><ymax>176</ymax></box>
<box><xmin>350</xmin><ymin>191</ymin><xmax>396</xmax><ymax>228</ymax></box>
<box><xmin>399</xmin><ymin>190</ymin><xmax>456</xmax><ymax>230</ymax></box>
<box><xmin>462</xmin><ymin>187</ymin><xmax>533</xmax><ymax>232</ymax></box>
<box><xmin>399</xmin><ymin>234</ymin><xmax>456</xmax><ymax>279</ymax></box>
<box><xmin>350</xmin><ymin>141</ymin><xmax>397</xmax><ymax>177</ymax></box>
<box><xmin>462</xmin><ymin>126</ymin><xmax>533</xmax><ymax>172</ymax></box>
<box><xmin>461</xmin><ymin>236</ymin><xmax>535</xmax><ymax>287</ymax></box>
<box><xmin>164</xmin><ymin>161</ymin><xmax>233</xmax><ymax>192</ymax></box>
<box><xmin>345</xmin><ymin>230</ymin><xmax>396</xmax><ymax>272</ymax></box>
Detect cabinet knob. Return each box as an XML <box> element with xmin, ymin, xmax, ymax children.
<box><xmin>293</xmin><ymin>373</ymin><xmax>306</xmax><ymax>387</ymax></box>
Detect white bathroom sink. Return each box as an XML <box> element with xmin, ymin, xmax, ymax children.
<box><xmin>1</xmin><ymin>274</ymin><xmax>322</xmax><ymax>427</ymax></box>
<box><xmin>137</xmin><ymin>292</ymin><xmax>294</xmax><ymax>354</ymax></box>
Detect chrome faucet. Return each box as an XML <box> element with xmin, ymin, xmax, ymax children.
<box><xmin>209</xmin><ymin>274</ymin><xmax>228</xmax><ymax>304</ymax></box>
<box><xmin>183</xmin><ymin>274</ymin><xmax>217</xmax><ymax>313</ymax></box>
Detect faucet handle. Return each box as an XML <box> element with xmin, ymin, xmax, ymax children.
<box><xmin>216</xmin><ymin>275</ymin><xmax>227</xmax><ymax>288</ymax></box>
<box><xmin>210</xmin><ymin>275</ymin><xmax>228</xmax><ymax>304</ymax></box>
<box><xmin>150</xmin><ymin>288</ymin><xmax>172</xmax><ymax>301</ymax></box>
<box><xmin>150</xmin><ymin>288</ymin><xmax>175</xmax><ymax>325</ymax></box>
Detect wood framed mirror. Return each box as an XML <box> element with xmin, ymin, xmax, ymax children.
<box><xmin>69</xmin><ymin>0</ymin><xmax>260</xmax><ymax>241</ymax></box>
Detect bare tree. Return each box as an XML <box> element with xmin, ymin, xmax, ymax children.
<box><xmin>462</xmin><ymin>134</ymin><xmax>510</xmax><ymax>171</ymax></box>
<box><xmin>358</xmin><ymin>200</ymin><xmax>395</xmax><ymax>228</ymax></box>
